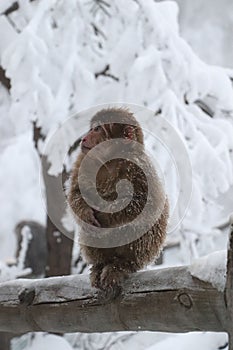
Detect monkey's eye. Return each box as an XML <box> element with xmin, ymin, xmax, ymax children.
<box><xmin>93</xmin><ymin>125</ymin><xmax>102</xmax><ymax>132</ymax></box>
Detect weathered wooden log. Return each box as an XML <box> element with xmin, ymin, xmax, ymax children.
<box><xmin>225</xmin><ymin>216</ymin><xmax>233</xmax><ymax>349</ymax></box>
<box><xmin>0</xmin><ymin>265</ymin><xmax>227</xmax><ymax>334</ymax></box>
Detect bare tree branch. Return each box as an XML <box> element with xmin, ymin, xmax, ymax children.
<box><xmin>95</xmin><ymin>64</ymin><xmax>119</xmax><ymax>82</ymax></box>
<box><xmin>0</xmin><ymin>66</ymin><xmax>11</xmax><ymax>91</ymax></box>
<box><xmin>32</xmin><ymin>121</ymin><xmax>45</xmax><ymax>156</ymax></box>
<box><xmin>1</xmin><ymin>2</ymin><xmax>19</xmax><ymax>16</ymax></box>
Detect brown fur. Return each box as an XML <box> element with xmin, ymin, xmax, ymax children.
<box><xmin>68</xmin><ymin>108</ymin><xmax>169</xmax><ymax>292</ymax></box>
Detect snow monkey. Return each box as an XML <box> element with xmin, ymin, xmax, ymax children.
<box><xmin>68</xmin><ymin>108</ymin><xmax>169</xmax><ymax>294</ymax></box>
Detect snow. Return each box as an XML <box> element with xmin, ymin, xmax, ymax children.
<box><xmin>189</xmin><ymin>250</ymin><xmax>227</xmax><ymax>292</ymax></box>
<box><xmin>147</xmin><ymin>332</ymin><xmax>228</xmax><ymax>350</ymax></box>
<box><xmin>16</xmin><ymin>225</ymin><xmax>32</xmax><ymax>270</ymax></box>
<box><xmin>0</xmin><ymin>0</ymin><xmax>232</xmax><ymax>349</ymax></box>
<box><xmin>176</xmin><ymin>0</ymin><xmax>233</xmax><ymax>68</ymax></box>
<box><xmin>12</xmin><ymin>333</ymin><xmax>73</xmax><ymax>350</ymax></box>
<box><xmin>0</xmin><ymin>261</ymin><xmax>31</xmax><ymax>283</ymax></box>
<box><xmin>11</xmin><ymin>331</ymin><xmax>229</xmax><ymax>350</ymax></box>
<box><xmin>0</xmin><ymin>0</ymin><xmax>16</xmax><ymax>14</ymax></box>
<box><xmin>0</xmin><ymin>16</ymin><xmax>18</xmax><ymax>54</ymax></box>
<box><xmin>0</xmin><ymin>224</ymin><xmax>32</xmax><ymax>283</ymax></box>
<box><xmin>0</xmin><ymin>132</ymin><xmax>45</xmax><ymax>260</ymax></box>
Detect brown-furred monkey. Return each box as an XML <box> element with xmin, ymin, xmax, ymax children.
<box><xmin>68</xmin><ymin>108</ymin><xmax>169</xmax><ymax>295</ymax></box>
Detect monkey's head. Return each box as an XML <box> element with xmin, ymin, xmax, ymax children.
<box><xmin>81</xmin><ymin>108</ymin><xmax>144</xmax><ymax>154</ymax></box>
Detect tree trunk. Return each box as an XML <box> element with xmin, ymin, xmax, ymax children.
<box><xmin>42</xmin><ymin>157</ymin><xmax>74</xmax><ymax>277</ymax></box>
<box><xmin>33</xmin><ymin>122</ymin><xmax>74</xmax><ymax>277</ymax></box>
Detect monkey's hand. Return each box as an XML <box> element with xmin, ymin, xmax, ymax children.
<box><xmin>79</xmin><ymin>207</ymin><xmax>101</xmax><ymax>227</ymax></box>
<box><xmin>69</xmin><ymin>192</ymin><xmax>101</xmax><ymax>227</ymax></box>
<box><xmin>90</xmin><ymin>264</ymin><xmax>103</xmax><ymax>288</ymax></box>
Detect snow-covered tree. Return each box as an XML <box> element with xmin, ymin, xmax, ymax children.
<box><xmin>0</xmin><ymin>0</ymin><xmax>232</xmax><ymax>349</ymax></box>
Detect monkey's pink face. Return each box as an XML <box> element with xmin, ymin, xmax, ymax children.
<box><xmin>81</xmin><ymin>125</ymin><xmax>105</xmax><ymax>154</ymax></box>
<box><xmin>81</xmin><ymin>122</ymin><xmax>136</xmax><ymax>154</ymax></box>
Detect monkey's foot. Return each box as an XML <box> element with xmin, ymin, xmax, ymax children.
<box><xmin>90</xmin><ymin>264</ymin><xmax>103</xmax><ymax>288</ymax></box>
<box><xmin>99</xmin><ymin>265</ymin><xmax>128</xmax><ymax>296</ymax></box>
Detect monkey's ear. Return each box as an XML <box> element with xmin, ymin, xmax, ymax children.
<box><xmin>123</xmin><ymin>125</ymin><xmax>134</xmax><ymax>140</ymax></box>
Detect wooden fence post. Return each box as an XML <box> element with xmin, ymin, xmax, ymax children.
<box><xmin>226</xmin><ymin>215</ymin><xmax>233</xmax><ymax>349</ymax></box>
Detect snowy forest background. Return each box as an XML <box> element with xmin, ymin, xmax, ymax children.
<box><xmin>0</xmin><ymin>0</ymin><xmax>232</xmax><ymax>349</ymax></box>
